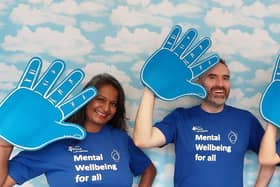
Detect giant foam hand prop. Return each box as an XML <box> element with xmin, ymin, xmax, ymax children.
<box><xmin>0</xmin><ymin>57</ymin><xmax>97</xmax><ymax>150</ymax></box>
<box><xmin>260</xmin><ymin>55</ymin><xmax>280</xmax><ymax>127</ymax></box>
<box><xmin>141</xmin><ymin>25</ymin><xmax>219</xmax><ymax>100</ymax></box>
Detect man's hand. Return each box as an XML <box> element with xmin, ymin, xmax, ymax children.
<box><xmin>0</xmin><ymin>57</ymin><xmax>97</xmax><ymax>150</ymax></box>
<box><xmin>260</xmin><ymin>55</ymin><xmax>280</xmax><ymax>127</ymax></box>
<box><xmin>141</xmin><ymin>25</ymin><xmax>219</xmax><ymax>101</ymax></box>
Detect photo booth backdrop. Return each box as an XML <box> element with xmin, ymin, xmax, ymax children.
<box><xmin>0</xmin><ymin>0</ymin><xmax>279</xmax><ymax>186</ymax></box>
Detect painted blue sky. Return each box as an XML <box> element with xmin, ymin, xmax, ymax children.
<box><xmin>0</xmin><ymin>0</ymin><xmax>279</xmax><ymax>186</ymax></box>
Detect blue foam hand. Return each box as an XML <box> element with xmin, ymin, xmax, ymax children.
<box><xmin>0</xmin><ymin>57</ymin><xmax>97</xmax><ymax>150</ymax></box>
<box><xmin>141</xmin><ymin>25</ymin><xmax>219</xmax><ymax>101</ymax></box>
<box><xmin>260</xmin><ymin>55</ymin><xmax>280</xmax><ymax>127</ymax></box>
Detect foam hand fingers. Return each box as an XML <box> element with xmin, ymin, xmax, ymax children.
<box><xmin>60</xmin><ymin>87</ymin><xmax>97</xmax><ymax>120</ymax></box>
<box><xmin>0</xmin><ymin>57</ymin><xmax>97</xmax><ymax>150</ymax></box>
<box><xmin>141</xmin><ymin>25</ymin><xmax>219</xmax><ymax>101</ymax></box>
<box><xmin>33</xmin><ymin>60</ymin><xmax>64</xmax><ymax>96</ymax></box>
<box><xmin>18</xmin><ymin>57</ymin><xmax>42</xmax><ymax>89</ymax></box>
<box><xmin>162</xmin><ymin>25</ymin><xmax>182</xmax><ymax>49</ymax></box>
<box><xmin>48</xmin><ymin>70</ymin><xmax>84</xmax><ymax>106</ymax></box>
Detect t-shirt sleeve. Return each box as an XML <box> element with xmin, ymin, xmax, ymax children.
<box><xmin>128</xmin><ymin>137</ymin><xmax>152</xmax><ymax>176</ymax></box>
<box><xmin>275</xmin><ymin>139</ymin><xmax>280</xmax><ymax>158</ymax></box>
<box><xmin>154</xmin><ymin>108</ymin><xmax>180</xmax><ymax>144</ymax></box>
<box><xmin>248</xmin><ymin>114</ymin><xmax>265</xmax><ymax>153</ymax></box>
<box><xmin>8</xmin><ymin>149</ymin><xmax>49</xmax><ymax>185</ymax></box>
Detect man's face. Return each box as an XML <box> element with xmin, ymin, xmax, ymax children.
<box><xmin>198</xmin><ymin>62</ymin><xmax>230</xmax><ymax>108</ymax></box>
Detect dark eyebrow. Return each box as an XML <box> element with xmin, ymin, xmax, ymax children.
<box><xmin>223</xmin><ymin>74</ymin><xmax>230</xmax><ymax>79</ymax></box>
<box><xmin>207</xmin><ymin>73</ymin><xmax>215</xmax><ymax>76</ymax></box>
<box><xmin>206</xmin><ymin>73</ymin><xmax>230</xmax><ymax>78</ymax></box>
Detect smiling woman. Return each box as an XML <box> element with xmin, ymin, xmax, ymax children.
<box><xmin>0</xmin><ymin>73</ymin><xmax>156</xmax><ymax>187</ymax></box>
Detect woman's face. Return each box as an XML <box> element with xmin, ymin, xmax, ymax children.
<box><xmin>84</xmin><ymin>84</ymin><xmax>118</xmax><ymax>132</ymax></box>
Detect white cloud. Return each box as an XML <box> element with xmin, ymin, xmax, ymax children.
<box><xmin>228</xmin><ymin>60</ymin><xmax>250</xmax><ymax>73</ymax></box>
<box><xmin>0</xmin><ymin>63</ymin><xmax>22</xmax><ymax>83</ymax></box>
<box><xmin>28</xmin><ymin>0</ymin><xmax>52</xmax><ymax>4</ymax></box>
<box><xmin>50</xmin><ymin>0</ymin><xmax>108</xmax><ymax>16</ymax></box>
<box><xmin>205</xmin><ymin>1</ymin><xmax>280</xmax><ymax>29</ymax></box>
<box><xmin>126</xmin><ymin>0</ymin><xmax>150</xmax><ymax>6</ymax></box>
<box><xmin>146</xmin><ymin>1</ymin><xmax>203</xmax><ymax>17</ymax></box>
<box><xmin>241</xmin><ymin>1</ymin><xmax>280</xmax><ymax>18</ymax></box>
<box><xmin>151</xmin><ymin>162</ymin><xmax>174</xmax><ymax>187</ymax></box>
<box><xmin>91</xmin><ymin>53</ymin><xmax>137</xmax><ymax>64</ymax></box>
<box><xmin>0</xmin><ymin>82</ymin><xmax>15</xmax><ymax>93</ymax></box>
<box><xmin>241</xmin><ymin>1</ymin><xmax>268</xmax><ymax>18</ymax></box>
<box><xmin>126</xmin><ymin>102</ymin><xmax>140</xmax><ymax>121</ymax></box>
<box><xmin>269</xmin><ymin>23</ymin><xmax>280</xmax><ymax>33</ymax></box>
<box><xmin>110</xmin><ymin>6</ymin><xmax>172</xmax><ymax>27</ymax></box>
<box><xmin>123</xmin><ymin>83</ymin><xmax>142</xmax><ymax>100</ymax></box>
<box><xmin>10</xmin><ymin>4</ymin><xmax>76</xmax><ymax>26</ymax></box>
<box><xmin>82</xmin><ymin>62</ymin><xmax>131</xmax><ymax>85</ymax></box>
<box><xmin>163</xmin><ymin>163</ymin><xmax>174</xmax><ymax>178</ymax></box>
<box><xmin>211</xmin><ymin>28</ymin><xmax>278</xmax><ymax>62</ymax></box>
<box><xmin>230</xmin><ymin>88</ymin><xmax>262</xmax><ymax>109</ymax></box>
<box><xmin>102</xmin><ymin>27</ymin><xmax>169</xmax><ymax>54</ymax></box>
<box><xmin>247</xmin><ymin>67</ymin><xmax>273</xmax><ymax>86</ymax></box>
<box><xmin>10</xmin><ymin>1</ymin><xmax>109</xmax><ymax>27</ymax></box>
<box><xmin>1</xmin><ymin>26</ymin><xmax>94</xmax><ymax>63</ymax></box>
<box><xmin>230</xmin><ymin>88</ymin><xmax>245</xmax><ymax>100</ymax></box>
<box><xmin>268</xmin><ymin>3</ymin><xmax>280</xmax><ymax>18</ymax></box>
<box><xmin>0</xmin><ymin>3</ymin><xmax>6</xmax><ymax>11</ymax></box>
<box><xmin>80</xmin><ymin>21</ymin><xmax>104</xmax><ymax>32</ymax></box>
<box><xmin>211</xmin><ymin>0</ymin><xmax>243</xmax><ymax>8</ymax></box>
<box><xmin>207</xmin><ymin>2</ymin><xmax>280</xmax><ymax>29</ymax></box>
<box><xmin>1</xmin><ymin>53</ymin><xmax>39</xmax><ymax>64</ymax></box>
<box><xmin>49</xmin><ymin>0</ymin><xmax>84</xmax><ymax>15</ymax></box>
<box><xmin>111</xmin><ymin>1</ymin><xmax>204</xmax><ymax>28</ymax></box>
<box><xmin>131</xmin><ymin>59</ymin><xmax>145</xmax><ymax>74</ymax></box>
<box><xmin>205</xmin><ymin>8</ymin><xmax>264</xmax><ymax>28</ymax></box>
<box><xmin>233</xmin><ymin>76</ymin><xmax>245</xmax><ymax>86</ymax></box>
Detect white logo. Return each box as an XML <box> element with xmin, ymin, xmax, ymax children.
<box><xmin>68</xmin><ymin>145</ymin><xmax>88</xmax><ymax>153</ymax></box>
<box><xmin>192</xmin><ymin>125</ymin><xmax>208</xmax><ymax>133</ymax></box>
<box><xmin>111</xmin><ymin>149</ymin><xmax>120</xmax><ymax>162</ymax></box>
<box><xmin>228</xmin><ymin>131</ymin><xmax>238</xmax><ymax>144</ymax></box>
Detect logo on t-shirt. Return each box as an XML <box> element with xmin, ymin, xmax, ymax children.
<box><xmin>228</xmin><ymin>131</ymin><xmax>238</xmax><ymax>144</ymax></box>
<box><xmin>111</xmin><ymin>149</ymin><xmax>120</xmax><ymax>162</ymax></box>
<box><xmin>192</xmin><ymin>125</ymin><xmax>208</xmax><ymax>132</ymax></box>
<box><xmin>68</xmin><ymin>145</ymin><xmax>88</xmax><ymax>153</ymax></box>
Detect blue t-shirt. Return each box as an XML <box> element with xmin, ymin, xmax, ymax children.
<box><xmin>154</xmin><ymin>104</ymin><xmax>264</xmax><ymax>187</ymax></box>
<box><xmin>275</xmin><ymin>140</ymin><xmax>280</xmax><ymax>156</ymax></box>
<box><xmin>8</xmin><ymin>126</ymin><xmax>151</xmax><ymax>187</ymax></box>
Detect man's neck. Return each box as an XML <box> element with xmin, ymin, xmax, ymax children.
<box><xmin>200</xmin><ymin>102</ymin><xmax>225</xmax><ymax>113</ymax></box>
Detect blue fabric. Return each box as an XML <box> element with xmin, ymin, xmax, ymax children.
<box><xmin>8</xmin><ymin>126</ymin><xmax>151</xmax><ymax>187</ymax></box>
<box><xmin>154</xmin><ymin>104</ymin><xmax>264</xmax><ymax>187</ymax></box>
<box><xmin>140</xmin><ymin>25</ymin><xmax>219</xmax><ymax>101</ymax></box>
<box><xmin>0</xmin><ymin>57</ymin><xmax>97</xmax><ymax>150</ymax></box>
<box><xmin>277</xmin><ymin>141</ymin><xmax>280</xmax><ymax>156</ymax></box>
<box><xmin>260</xmin><ymin>55</ymin><xmax>280</xmax><ymax>127</ymax></box>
